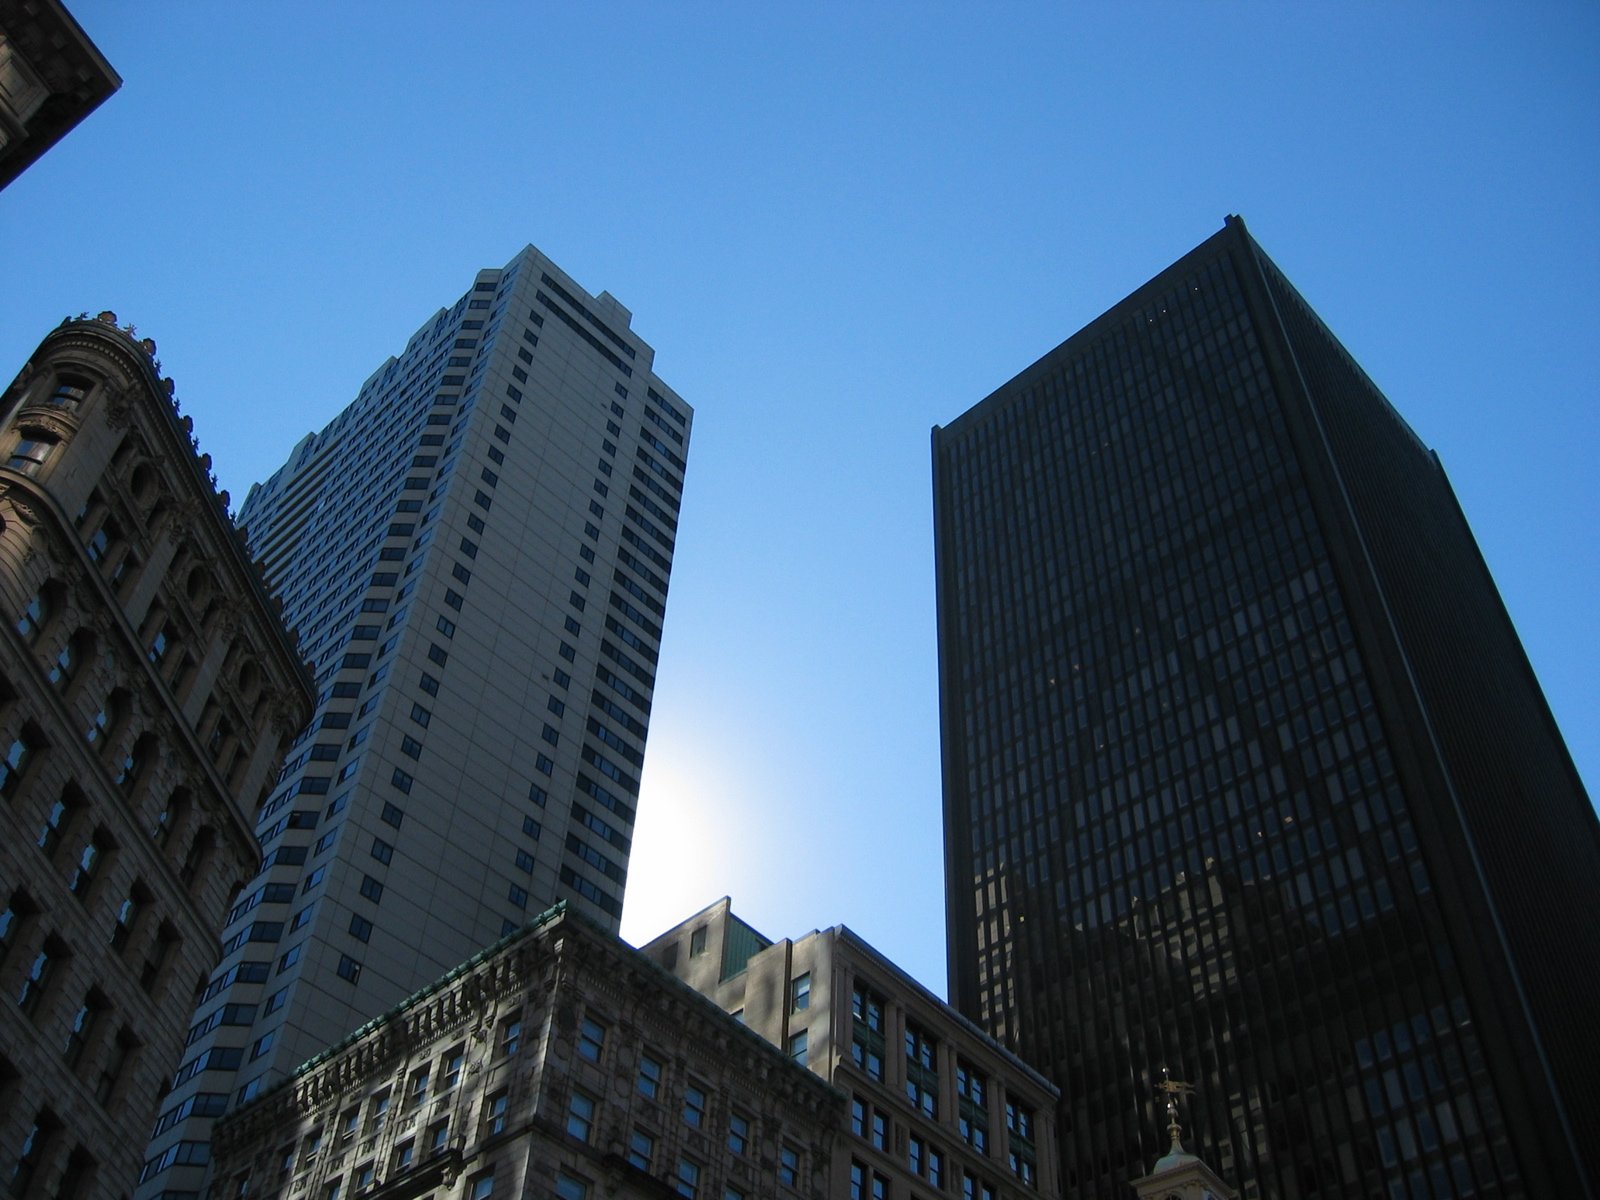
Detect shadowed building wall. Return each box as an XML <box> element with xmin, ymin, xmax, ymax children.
<box><xmin>932</xmin><ymin>217</ymin><xmax>1598</xmax><ymax>1200</ymax></box>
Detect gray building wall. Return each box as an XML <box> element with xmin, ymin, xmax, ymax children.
<box><xmin>141</xmin><ymin>248</ymin><xmax>691</xmax><ymax>1197</ymax></box>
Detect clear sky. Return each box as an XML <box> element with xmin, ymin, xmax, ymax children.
<box><xmin>3</xmin><ymin>2</ymin><xmax>1595</xmax><ymax>999</ymax></box>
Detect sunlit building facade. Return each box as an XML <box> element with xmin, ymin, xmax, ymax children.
<box><xmin>645</xmin><ymin>898</ymin><xmax>1064</xmax><ymax>1200</ymax></box>
<box><xmin>933</xmin><ymin>217</ymin><xmax>1598</xmax><ymax>1199</ymax></box>
<box><xmin>0</xmin><ymin>314</ymin><xmax>311</xmax><ymax>1198</ymax></box>
<box><xmin>141</xmin><ymin>248</ymin><xmax>692</xmax><ymax>1197</ymax></box>
<box><xmin>209</xmin><ymin>903</ymin><xmax>839</xmax><ymax>1200</ymax></box>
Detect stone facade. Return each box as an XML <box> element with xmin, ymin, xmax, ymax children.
<box><xmin>148</xmin><ymin>249</ymin><xmax>693</xmax><ymax>1198</ymax></box>
<box><xmin>644</xmin><ymin>898</ymin><xmax>1063</xmax><ymax>1200</ymax></box>
<box><xmin>211</xmin><ymin>903</ymin><xmax>842</xmax><ymax>1200</ymax></box>
<box><xmin>0</xmin><ymin>313</ymin><xmax>313</xmax><ymax>1197</ymax></box>
<box><xmin>0</xmin><ymin>0</ymin><xmax>121</xmax><ymax>189</ymax></box>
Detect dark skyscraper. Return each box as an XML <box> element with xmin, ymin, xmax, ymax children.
<box><xmin>932</xmin><ymin>217</ymin><xmax>1598</xmax><ymax>1200</ymax></box>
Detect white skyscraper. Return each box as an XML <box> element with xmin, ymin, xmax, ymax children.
<box><xmin>138</xmin><ymin>247</ymin><xmax>691</xmax><ymax>1196</ymax></box>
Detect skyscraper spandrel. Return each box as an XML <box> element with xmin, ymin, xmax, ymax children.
<box><xmin>139</xmin><ymin>246</ymin><xmax>691</xmax><ymax>1198</ymax></box>
<box><xmin>932</xmin><ymin>216</ymin><xmax>1597</xmax><ymax>1200</ymax></box>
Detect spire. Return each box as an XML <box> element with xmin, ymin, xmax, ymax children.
<box><xmin>1129</xmin><ymin>1068</ymin><xmax>1239</xmax><ymax>1199</ymax></box>
<box><xmin>1156</xmin><ymin>1066</ymin><xmax>1195</xmax><ymax>1156</ymax></box>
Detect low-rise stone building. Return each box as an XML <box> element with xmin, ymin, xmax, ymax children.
<box><xmin>0</xmin><ymin>313</ymin><xmax>313</xmax><ymax>1197</ymax></box>
<box><xmin>210</xmin><ymin>902</ymin><xmax>842</xmax><ymax>1200</ymax></box>
<box><xmin>644</xmin><ymin>899</ymin><xmax>1064</xmax><ymax>1200</ymax></box>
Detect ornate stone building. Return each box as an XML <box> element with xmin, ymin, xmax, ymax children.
<box><xmin>644</xmin><ymin>898</ymin><xmax>1064</xmax><ymax>1200</ymax></box>
<box><xmin>0</xmin><ymin>0</ymin><xmax>121</xmax><ymax>190</ymax></box>
<box><xmin>0</xmin><ymin>313</ymin><xmax>313</xmax><ymax>1197</ymax></box>
<box><xmin>210</xmin><ymin>902</ymin><xmax>842</xmax><ymax>1200</ymax></box>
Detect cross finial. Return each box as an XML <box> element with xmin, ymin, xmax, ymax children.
<box><xmin>1156</xmin><ymin>1066</ymin><xmax>1195</xmax><ymax>1153</ymax></box>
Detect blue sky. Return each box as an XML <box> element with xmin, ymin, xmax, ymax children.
<box><xmin>3</xmin><ymin>3</ymin><xmax>1594</xmax><ymax>997</ymax></box>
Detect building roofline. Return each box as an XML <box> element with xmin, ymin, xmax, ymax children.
<box><xmin>933</xmin><ymin>215</ymin><xmax>1250</xmax><ymax>445</ymax></box>
<box><xmin>38</xmin><ymin>314</ymin><xmax>313</xmax><ymax>700</ymax></box>
<box><xmin>832</xmin><ymin>923</ymin><xmax>1062</xmax><ymax>1099</ymax></box>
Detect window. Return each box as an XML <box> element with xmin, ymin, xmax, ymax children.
<box><xmin>359</xmin><ymin>875</ymin><xmax>384</xmax><ymax>902</ymax></box>
<box><xmin>409</xmin><ymin>1067</ymin><xmax>430</xmax><ymax>1108</ymax></box>
<box><xmin>788</xmin><ymin>1028</ymin><xmax>808</xmax><ymax>1066</ymax></box>
<box><xmin>393</xmin><ymin>1139</ymin><xmax>414</xmax><ymax>1170</ymax></box>
<box><xmin>468</xmin><ymin>1174</ymin><xmax>494</xmax><ymax>1200</ymax></box>
<box><xmin>1</xmin><ymin>732</ymin><xmax>38</xmax><ymax>798</ymax></box>
<box><xmin>779</xmin><ymin>1144</ymin><xmax>800</xmax><ymax>1187</ymax></box>
<box><xmin>689</xmin><ymin>925</ymin><xmax>708</xmax><ymax>957</ymax></box>
<box><xmin>16</xmin><ymin>590</ymin><xmax>50</xmax><ymax>644</ymax></box>
<box><xmin>391</xmin><ymin>768</ymin><xmax>413</xmax><ymax>794</ymax></box>
<box><xmin>852</xmin><ymin>983</ymin><xmax>886</xmax><ymax>1080</ymax></box>
<box><xmin>508</xmin><ymin>883</ymin><xmax>528</xmax><ymax>909</ymax></box>
<box><xmin>485</xmin><ymin>1090</ymin><xmax>508</xmax><ymax>1135</ymax></box>
<box><xmin>349</xmin><ymin>915</ymin><xmax>372</xmax><ymax>942</ymax></box>
<box><xmin>400</xmin><ymin>736</ymin><xmax>422</xmax><ymax>760</ymax></box>
<box><xmin>370</xmin><ymin>837</ymin><xmax>393</xmax><ymax>864</ymax></box>
<box><xmin>728</xmin><ymin>1112</ymin><xmax>749</xmax><ymax>1154</ymax></box>
<box><xmin>8</xmin><ymin>436</ymin><xmax>56</xmax><ymax>475</ymax></box>
<box><xmin>443</xmin><ymin>1045</ymin><xmax>465</xmax><ymax>1090</ymax></box>
<box><xmin>17</xmin><ymin>937</ymin><xmax>63</xmax><ymax>1013</ymax></box>
<box><xmin>958</xmin><ymin>1060</ymin><xmax>990</xmax><ymax>1152</ymax></box>
<box><xmin>336</xmin><ymin>955</ymin><xmax>360</xmax><ymax>983</ymax></box>
<box><xmin>501</xmin><ymin>1017</ymin><xmax>521</xmax><ymax>1056</ymax></box>
<box><xmin>566</xmin><ymin>1090</ymin><xmax>595</xmax><ymax>1142</ymax></box>
<box><xmin>578</xmin><ymin>1016</ymin><xmax>605</xmax><ymax>1062</ymax></box>
<box><xmin>674</xmin><ymin>1159</ymin><xmax>700</xmax><ymax>1199</ymax></box>
<box><xmin>1007</xmin><ymin>1101</ymin><xmax>1037</xmax><ymax>1186</ymax></box>
<box><xmin>555</xmin><ymin>1173</ymin><xmax>587</xmax><ymax>1200</ymax></box>
<box><xmin>791</xmin><ymin>972</ymin><xmax>811</xmax><ymax>1012</ymax></box>
<box><xmin>905</xmin><ymin>1020</ymin><xmax>939</xmax><ymax>1116</ymax></box>
<box><xmin>381</xmin><ymin>802</ymin><xmax>404</xmax><ymax>827</ymax></box>
<box><xmin>627</xmin><ymin>1128</ymin><xmax>653</xmax><ymax>1170</ymax></box>
<box><xmin>682</xmin><ymin>1082</ymin><xmax>706</xmax><ymax>1128</ymax></box>
<box><xmin>638</xmin><ymin>1053</ymin><xmax>662</xmax><ymax>1098</ymax></box>
<box><xmin>871</xmin><ymin>1110</ymin><xmax>887</xmax><ymax>1151</ymax></box>
<box><xmin>35</xmin><ymin>795</ymin><xmax>75</xmax><ymax>857</ymax></box>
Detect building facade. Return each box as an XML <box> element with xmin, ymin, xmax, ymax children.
<box><xmin>932</xmin><ymin>217</ymin><xmax>1599</xmax><ymax>1199</ymax></box>
<box><xmin>210</xmin><ymin>902</ymin><xmax>841</xmax><ymax>1200</ymax></box>
<box><xmin>0</xmin><ymin>0</ymin><xmax>120</xmax><ymax>190</ymax></box>
<box><xmin>143</xmin><ymin>248</ymin><xmax>692</xmax><ymax>1196</ymax></box>
<box><xmin>0</xmin><ymin>313</ymin><xmax>312</xmax><ymax>1197</ymax></box>
<box><xmin>645</xmin><ymin>898</ymin><xmax>1063</xmax><ymax>1200</ymax></box>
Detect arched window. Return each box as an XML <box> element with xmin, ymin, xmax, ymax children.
<box><xmin>0</xmin><ymin>726</ymin><xmax>42</xmax><ymax>798</ymax></box>
<box><xmin>116</xmin><ymin>733</ymin><xmax>157</xmax><ymax>794</ymax></box>
<box><xmin>14</xmin><ymin>581</ymin><xmax>61</xmax><ymax>645</ymax></box>
<box><xmin>110</xmin><ymin>881</ymin><xmax>151</xmax><ymax>952</ymax></box>
<box><xmin>34</xmin><ymin>785</ymin><xmax>82</xmax><ymax>858</ymax></box>
<box><xmin>151</xmin><ymin>787</ymin><xmax>190</xmax><ymax>847</ymax></box>
<box><xmin>68</xmin><ymin>828</ymin><xmax>115</xmax><ymax>899</ymax></box>
<box><xmin>178</xmin><ymin>826</ymin><xmax>215</xmax><ymax>890</ymax></box>
<box><xmin>85</xmin><ymin>690</ymin><xmax>129</xmax><ymax>748</ymax></box>
<box><xmin>47</xmin><ymin>628</ymin><xmax>93</xmax><ymax>690</ymax></box>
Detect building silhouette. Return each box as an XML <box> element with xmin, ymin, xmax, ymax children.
<box><xmin>932</xmin><ymin>217</ymin><xmax>1599</xmax><ymax>1199</ymax></box>
<box><xmin>141</xmin><ymin>248</ymin><xmax>691</xmax><ymax>1197</ymax></box>
<box><xmin>0</xmin><ymin>313</ymin><xmax>311</xmax><ymax>1198</ymax></box>
<box><xmin>0</xmin><ymin>0</ymin><xmax>120</xmax><ymax>190</ymax></box>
